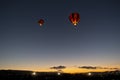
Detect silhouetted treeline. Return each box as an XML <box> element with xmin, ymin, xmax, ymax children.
<box><xmin>0</xmin><ymin>70</ymin><xmax>120</xmax><ymax>80</ymax></box>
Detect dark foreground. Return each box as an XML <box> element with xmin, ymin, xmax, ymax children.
<box><xmin>0</xmin><ymin>70</ymin><xmax>120</xmax><ymax>80</ymax></box>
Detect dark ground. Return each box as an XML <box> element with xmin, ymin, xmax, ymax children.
<box><xmin>0</xmin><ymin>70</ymin><xmax>120</xmax><ymax>80</ymax></box>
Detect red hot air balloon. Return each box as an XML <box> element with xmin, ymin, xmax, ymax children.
<box><xmin>38</xmin><ymin>19</ymin><xmax>44</xmax><ymax>26</ymax></box>
<box><xmin>69</xmin><ymin>12</ymin><xmax>80</xmax><ymax>26</ymax></box>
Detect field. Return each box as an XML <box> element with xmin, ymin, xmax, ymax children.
<box><xmin>0</xmin><ymin>70</ymin><xmax>120</xmax><ymax>80</ymax></box>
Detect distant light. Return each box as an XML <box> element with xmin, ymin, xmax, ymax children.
<box><xmin>57</xmin><ymin>72</ymin><xmax>61</xmax><ymax>75</ymax></box>
<box><xmin>88</xmin><ymin>72</ymin><xmax>92</xmax><ymax>76</ymax></box>
<box><xmin>32</xmin><ymin>72</ymin><xmax>36</xmax><ymax>76</ymax></box>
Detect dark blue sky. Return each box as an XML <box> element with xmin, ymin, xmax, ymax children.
<box><xmin>0</xmin><ymin>0</ymin><xmax>120</xmax><ymax>72</ymax></box>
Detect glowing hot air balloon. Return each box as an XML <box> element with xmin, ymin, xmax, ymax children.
<box><xmin>69</xmin><ymin>12</ymin><xmax>80</xmax><ymax>26</ymax></box>
<box><xmin>38</xmin><ymin>19</ymin><xmax>44</xmax><ymax>26</ymax></box>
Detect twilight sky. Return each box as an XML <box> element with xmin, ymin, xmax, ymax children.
<box><xmin>0</xmin><ymin>0</ymin><xmax>120</xmax><ymax>73</ymax></box>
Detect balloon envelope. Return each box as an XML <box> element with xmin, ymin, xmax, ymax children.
<box><xmin>69</xmin><ymin>13</ymin><xmax>80</xmax><ymax>26</ymax></box>
<box><xmin>38</xmin><ymin>19</ymin><xmax>44</xmax><ymax>26</ymax></box>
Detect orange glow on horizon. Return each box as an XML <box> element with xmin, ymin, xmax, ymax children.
<box><xmin>0</xmin><ymin>66</ymin><xmax>120</xmax><ymax>74</ymax></box>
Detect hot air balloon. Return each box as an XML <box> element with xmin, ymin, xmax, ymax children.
<box><xmin>38</xmin><ymin>19</ymin><xmax>44</xmax><ymax>26</ymax></box>
<box><xmin>69</xmin><ymin>12</ymin><xmax>80</xmax><ymax>26</ymax></box>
